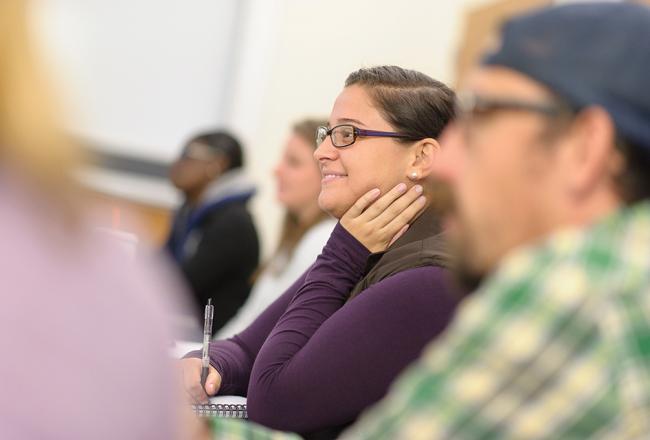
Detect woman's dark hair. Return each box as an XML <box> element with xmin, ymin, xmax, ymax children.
<box><xmin>344</xmin><ymin>66</ymin><xmax>456</xmax><ymax>223</ymax></box>
<box><xmin>344</xmin><ymin>65</ymin><xmax>456</xmax><ymax>141</ymax></box>
<box><xmin>185</xmin><ymin>130</ymin><xmax>244</xmax><ymax>171</ymax></box>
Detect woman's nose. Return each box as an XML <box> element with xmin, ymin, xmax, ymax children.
<box><xmin>314</xmin><ymin>136</ymin><xmax>338</xmax><ymax>162</ymax></box>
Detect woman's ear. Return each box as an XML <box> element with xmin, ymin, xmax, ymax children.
<box><xmin>407</xmin><ymin>138</ymin><xmax>440</xmax><ymax>181</ymax></box>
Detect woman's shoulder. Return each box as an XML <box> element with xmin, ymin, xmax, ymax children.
<box><xmin>360</xmin><ymin>265</ymin><xmax>459</xmax><ymax>305</ymax></box>
<box><xmin>380</xmin><ymin>264</ymin><xmax>449</xmax><ymax>289</ymax></box>
<box><xmin>343</xmin><ymin>266</ymin><xmax>461</xmax><ymax>328</ymax></box>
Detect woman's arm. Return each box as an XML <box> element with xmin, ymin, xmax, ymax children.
<box><xmin>183</xmin><ymin>269</ymin><xmax>309</xmax><ymax>399</ymax></box>
<box><xmin>246</xmin><ymin>225</ymin><xmax>459</xmax><ymax>433</ymax></box>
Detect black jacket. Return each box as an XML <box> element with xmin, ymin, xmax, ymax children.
<box><xmin>166</xmin><ymin>170</ymin><xmax>259</xmax><ymax>333</ymax></box>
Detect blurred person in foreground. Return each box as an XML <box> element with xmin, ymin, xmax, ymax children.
<box><xmin>0</xmin><ymin>1</ymin><xmax>193</xmax><ymax>438</ymax></box>
<box><xmin>165</xmin><ymin>131</ymin><xmax>259</xmax><ymax>334</ymax></box>
<box><xmin>215</xmin><ymin>119</ymin><xmax>335</xmax><ymax>339</ymax></box>
<box><xmin>207</xmin><ymin>2</ymin><xmax>650</xmax><ymax>439</ymax></box>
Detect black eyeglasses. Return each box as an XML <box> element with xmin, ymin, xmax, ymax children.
<box><xmin>316</xmin><ymin>124</ymin><xmax>416</xmax><ymax>148</ymax></box>
<box><xmin>455</xmin><ymin>92</ymin><xmax>574</xmax><ymax>121</ymax></box>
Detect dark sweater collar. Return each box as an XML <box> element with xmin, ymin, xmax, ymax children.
<box><xmin>389</xmin><ymin>205</ymin><xmax>442</xmax><ymax>249</ymax></box>
<box><xmin>348</xmin><ymin>206</ymin><xmax>449</xmax><ymax>300</ymax></box>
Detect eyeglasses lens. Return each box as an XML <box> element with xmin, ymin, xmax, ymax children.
<box><xmin>331</xmin><ymin>125</ymin><xmax>355</xmax><ymax>147</ymax></box>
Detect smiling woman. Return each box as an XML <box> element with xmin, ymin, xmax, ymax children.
<box><xmin>182</xmin><ymin>65</ymin><xmax>460</xmax><ymax>438</ymax></box>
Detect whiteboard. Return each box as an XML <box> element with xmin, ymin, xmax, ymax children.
<box><xmin>33</xmin><ymin>0</ymin><xmax>242</xmax><ymax>162</ymax></box>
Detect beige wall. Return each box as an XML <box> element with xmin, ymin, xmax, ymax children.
<box><xmin>455</xmin><ymin>0</ymin><xmax>552</xmax><ymax>88</ymax></box>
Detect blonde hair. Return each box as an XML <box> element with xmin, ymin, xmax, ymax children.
<box><xmin>0</xmin><ymin>0</ymin><xmax>82</xmax><ymax>198</ymax></box>
<box><xmin>269</xmin><ymin>119</ymin><xmax>329</xmax><ymax>272</ymax></box>
<box><xmin>252</xmin><ymin>118</ymin><xmax>329</xmax><ymax>279</ymax></box>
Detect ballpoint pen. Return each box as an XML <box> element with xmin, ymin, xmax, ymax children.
<box><xmin>200</xmin><ymin>298</ymin><xmax>214</xmax><ymax>391</ymax></box>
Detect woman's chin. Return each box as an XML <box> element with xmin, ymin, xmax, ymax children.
<box><xmin>318</xmin><ymin>194</ymin><xmax>346</xmax><ymax>219</ymax></box>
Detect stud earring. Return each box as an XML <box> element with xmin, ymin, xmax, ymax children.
<box><xmin>409</xmin><ymin>171</ymin><xmax>418</xmax><ymax>181</ymax></box>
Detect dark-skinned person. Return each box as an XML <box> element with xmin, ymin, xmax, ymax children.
<box><xmin>165</xmin><ymin>131</ymin><xmax>259</xmax><ymax>333</ymax></box>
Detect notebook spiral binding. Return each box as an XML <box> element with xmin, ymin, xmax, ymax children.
<box><xmin>192</xmin><ymin>403</ymin><xmax>248</xmax><ymax>419</ymax></box>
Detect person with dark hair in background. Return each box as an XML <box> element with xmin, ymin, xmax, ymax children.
<box><xmin>166</xmin><ymin>130</ymin><xmax>259</xmax><ymax>334</ymax></box>
<box><xmin>182</xmin><ymin>65</ymin><xmax>460</xmax><ymax>438</ymax></box>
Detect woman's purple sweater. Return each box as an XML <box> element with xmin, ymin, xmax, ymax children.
<box><xmin>189</xmin><ymin>223</ymin><xmax>459</xmax><ymax>435</ymax></box>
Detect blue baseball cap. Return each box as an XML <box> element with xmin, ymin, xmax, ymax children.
<box><xmin>482</xmin><ymin>2</ymin><xmax>650</xmax><ymax>151</ymax></box>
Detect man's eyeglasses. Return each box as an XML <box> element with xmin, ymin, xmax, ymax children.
<box><xmin>455</xmin><ymin>92</ymin><xmax>574</xmax><ymax>121</ymax></box>
<box><xmin>316</xmin><ymin>124</ymin><xmax>415</xmax><ymax>148</ymax></box>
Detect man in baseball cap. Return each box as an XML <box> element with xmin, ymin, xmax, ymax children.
<box><xmin>342</xmin><ymin>2</ymin><xmax>650</xmax><ymax>439</ymax></box>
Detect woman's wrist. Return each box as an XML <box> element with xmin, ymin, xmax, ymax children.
<box><xmin>322</xmin><ymin>222</ymin><xmax>371</xmax><ymax>274</ymax></box>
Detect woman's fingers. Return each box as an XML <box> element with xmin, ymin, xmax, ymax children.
<box><xmin>388</xmin><ymin>224</ymin><xmax>409</xmax><ymax>248</ymax></box>
<box><xmin>204</xmin><ymin>367</ymin><xmax>221</xmax><ymax>397</ymax></box>
<box><xmin>343</xmin><ymin>187</ymin><xmax>381</xmax><ymax>219</ymax></box>
<box><xmin>370</xmin><ymin>184</ymin><xmax>423</xmax><ymax>229</ymax></box>
<box><xmin>356</xmin><ymin>183</ymin><xmax>409</xmax><ymax>222</ymax></box>
<box><xmin>344</xmin><ymin>183</ymin><xmax>423</xmax><ymax>224</ymax></box>
<box><xmin>181</xmin><ymin>358</ymin><xmax>209</xmax><ymax>404</ymax></box>
<box><xmin>340</xmin><ymin>183</ymin><xmax>428</xmax><ymax>253</ymax></box>
<box><xmin>381</xmin><ymin>194</ymin><xmax>427</xmax><ymax>238</ymax></box>
<box><xmin>181</xmin><ymin>359</ymin><xmax>222</xmax><ymax>403</ymax></box>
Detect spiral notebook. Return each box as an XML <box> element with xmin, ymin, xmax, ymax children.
<box><xmin>192</xmin><ymin>395</ymin><xmax>248</xmax><ymax>419</ymax></box>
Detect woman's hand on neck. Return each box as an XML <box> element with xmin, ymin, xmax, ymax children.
<box><xmin>340</xmin><ymin>182</ymin><xmax>427</xmax><ymax>253</ymax></box>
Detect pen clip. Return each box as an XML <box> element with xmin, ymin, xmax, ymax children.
<box><xmin>203</xmin><ymin>298</ymin><xmax>214</xmax><ymax>337</ymax></box>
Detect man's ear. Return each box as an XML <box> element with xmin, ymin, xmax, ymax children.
<box><xmin>563</xmin><ymin>106</ymin><xmax>618</xmax><ymax>199</ymax></box>
<box><xmin>406</xmin><ymin>138</ymin><xmax>440</xmax><ymax>181</ymax></box>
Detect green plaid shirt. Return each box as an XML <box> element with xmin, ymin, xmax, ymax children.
<box><xmin>210</xmin><ymin>201</ymin><xmax>650</xmax><ymax>439</ymax></box>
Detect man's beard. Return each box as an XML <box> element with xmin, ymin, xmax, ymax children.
<box><xmin>445</xmin><ymin>215</ymin><xmax>487</xmax><ymax>293</ymax></box>
<box><xmin>451</xmin><ymin>255</ymin><xmax>485</xmax><ymax>293</ymax></box>
<box><xmin>431</xmin><ymin>179</ymin><xmax>487</xmax><ymax>293</ymax></box>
